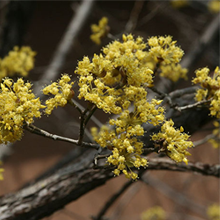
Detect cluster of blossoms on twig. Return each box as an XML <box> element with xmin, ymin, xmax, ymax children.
<box><xmin>0</xmin><ymin>46</ymin><xmax>36</xmax><ymax>81</ymax></box>
<box><xmin>90</xmin><ymin>17</ymin><xmax>110</xmax><ymax>45</ymax></box>
<box><xmin>76</xmin><ymin>34</ymin><xmax>193</xmax><ymax>179</ymax></box>
<box><xmin>192</xmin><ymin>67</ymin><xmax>220</xmax><ymax>118</ymax></box>
<box><xmin>43</xmin><ymin>74</ymin><xmax>74</xmax><ymax>115</ymax></box>
<box><xmin>152</xmin><ymin>120</ymin><xmax>193</xmax><ymax>164</ymax></box>
<box><xmin>0</xmin><ymin>78</ymin><xmax>45</xmax><ymax>144</ymax></box>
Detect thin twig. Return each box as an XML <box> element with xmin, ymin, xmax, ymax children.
<box><xmin>193</xmin><ymin>133</ymin><xmax>216</xmax><ymax>147</ymax></box>
<box><xmin>168</xmin><ymin>86</ymin><xmax>198</xmax><ymax>99</ymax></box>
<box><xmin>142</xmin><ymin>175</ymin><xmax>207</xmax><ymax>217</ymax></box>
<box><xmin>147</xmin><ymin>157</ymin><xmax>220</xmax><ymax>178</ymax></box>
<box><xmin>175</xmin><ymin>99</ymin><xmax>212</xmax><ymax>112</ymax></box>
<box><xmin>25</xmin><ymin>124</ymin><xmax>99</xmax><ymax>150</ymax></box>
<box><xmin>69</xmin><ymin>99</ymin><xmax>103</xmax><ymax>127</ymax></box>
<box><xmin>109</xmin><ymin>183</ymin><xmax>141</xmax><ymax>220</ymax></box>
<box><xmin>92</xmin><ymin>180</ymin><xmax>134</xmax><ymax>220</ymax></box>
<box><xmin>69</xmin><ymin>98</ymin><xmax>84</xmax><ymax>114</ymax></box>
<box><xmin>180</xmin><ymin>13</ymin><xmax>220</xmax><ymax>69</ymax></box>
<box><xmin>125</xmin><ymin>0</ymin><xmax>144</xmax><ymax>33</ymax></box>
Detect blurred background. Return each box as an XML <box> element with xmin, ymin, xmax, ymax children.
<box><xmin>0</xmin><ymin>1</ymin><xmax>219</xmax><ymax>220</ymax></box>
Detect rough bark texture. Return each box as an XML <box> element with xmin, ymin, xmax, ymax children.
<box><xmin>0</xmin><ymin>155</ymin><xmax>219</xmax><ymax>220</ymax></box>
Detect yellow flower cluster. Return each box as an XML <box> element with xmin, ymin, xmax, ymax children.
<box><xmin>90</xmin><ymin>17</ymin><xmax>109</xmax><ymax>45</ymax></box>
<box><xmin>208</xmin><ymin>121</ymin><xmax>220</xmax><ymax>149</ymax></box>
<box><xmin>91</xmin><ymin>99</ymin><xmax>164</xmax><ymax>179</ymax></box>
<box><xmin>0</xmin><ymin>78</ymin><xmax>44</xmax><ymax>144</ymax></box>
<box><xmin>0</xmin><ymin>162</ymin><xmax>4</xmax><ymax>181</ymax></box>
<box><xmin>208</xmin><ymin>0</ymin><xmax>220</xmax><ymax>13</ymax></box>
<box><xmin>43</xmin><ymin>74</ymin><xmax>74</xmax><ymax>115</ymax></box>
<box><xmin>147</xmin><ymin>35</ymin><xmax>184</xmax><ymax>65</ymax></box>
<box><xmin>91</xmin><ymin>125</ymin><xmax>148</xmax><ymax>180</ymax></box>
<box><xmin>77</xmin><ymin>35</ymin><xmax>167</xmax><ymax>179</ymax></box>
<box><xmin>152</xmin><ymin>119</ymin><xmax>193</xmax><ymax>164</ymax></box>
<box><xmin>160</xmin><ymin>63</ymin><xmax>188</xmax><ymax>82</ymax></box>
<box><xmin>76</xmin><ymin>34</ymin><xmax>191</xmax><ymax>179</ymax></box>
<box><xmin>141</xmin><ymin>206</ymin><xmax>166</xmax><ymax>220</ymax></box>
<box><xmin>0</xmin><ymin>46</ymin><xmax>36</xmax><ymax>81</ymax></box>
<box><xmin>207</xmin><ymin>204</ymin><xmax>220</xmax><ymax>220</ymax></box>
<box><xmin>76</xmin><ymin>34</ymin><xmax>154</xmax><ymax>114</ymax></box>
<box><xmin>192</xmin><ymin>67</ymin><xmax>220</xmax><ymax>118</ymax></box>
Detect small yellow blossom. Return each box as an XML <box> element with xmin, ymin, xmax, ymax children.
<box><xmin>170</xmin><ymin>0</ymin><xmax>188</xmax><ymax>9</ymax></box>
<box><xmin>152</xmin><ymin>119</ymin><xmax>193</xmax><ymax>164</ymax></box>
<box><xmin>208</xmin><ymin>0</ymin><xmax>220</xmax><ymax>13</ymax></box>
<box><xmin>43</xmin><ymin>74</ymin><xmax>74</xmax><ymax>115</ymax></box>
<box><xmin>207</xmin><ymin>204</ymin><xmax>220</xmax><ymax>220</ymax></box>
<box><xmin>0</xmin><ymin>161</ymin><xmax>4</xmax><ymax>180</ymax></box>
<box><xmin>0</xmin><ymin>46</ymin><xmax>36</xmax><ymax>81</ymax></box>
<box><xmin>160</xmin><ymin>63</ymin><xmax>188</xmax><ymax>82</ymax></box>
<box><xmin>0</xmin><ymin>78</ymin><xmax>45</xmax><ymax>143</ymax></box>
<box><xmin>90</xmin><ymin>17</ymin><xmax>110</xmax><ymax>45</ymax></box>
<box><xmin>141</xmin><ymin>206</ymin><xmax>166</xmax><ymax>220</ymax></box>
<box><xmin>147</xmin><ymin>35</ymin><xmax>184</xmax><ymax>65</ymax></box>
<box><xmin>208</xmin><ymin>121</ymin><xmax>220</xmax><ymax>148</ymax></box>
<box><xmin>192</xmin><ymin>67</ymin><xmax>220</xmax><ymax>118</ymax></box>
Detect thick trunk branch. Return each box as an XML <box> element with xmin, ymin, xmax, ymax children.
<box><xmin>0</xmin><ymin>155</ymin><xmax>219</xmax><ymax>220</ymax></box>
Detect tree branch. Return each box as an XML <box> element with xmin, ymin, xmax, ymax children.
<box><xmin>147</xmin><ymin>158</ymin><xmax>220</xmax><ymax>177</ymax></box>
<box><xmin>24</xmin><ymin>124</ymin><xmax>99</xmax><ymax>150</ymax></box>
<box><xmin>0</xmin><ymin>156</ymin><xmax>219</xmax><ymax>220</ymax></box>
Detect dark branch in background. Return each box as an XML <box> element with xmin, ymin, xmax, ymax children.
<box><xmin>193</xmin><ymin>133</ymin><xmax>216</xmax><ymax>147</ymax></box>
<box><xmin>0</xmin><ymin>156</ymin><xmax>218</xmax><ymax>220</ymax></box>
<box><xmin>125</xmin><ymin>0</ymin><xmax>144</xmax><ymax>33</ymax></box>
<box><xmin>180</xmin><ymin>13</ymin><xmax>220</xmax><ymax>70</ymax></box>
<box><xmin>142</xmin><ymin>175</ymin><xmax>206</xmax><ymax>217</ymax></box>
<box><xmin>92</xmin><ymin>180</ymin><xmax>133</xmax><ymax>220</ymax></box>
<box><xmin>0</xmin><ymin>1</ymin><xmax>35</xmax><ymax>57</ymax></box>
<box><xmin>34</xmin><ymin>0</ymin><xmax>95</xmax><ymax>96</ymax></box>
<box><xmin>93</xmin><ymin>169</ymin><xmax>146</xmax><ymax>220</ymax></box>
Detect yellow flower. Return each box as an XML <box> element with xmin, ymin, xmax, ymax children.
<box><xmin>152</xmin><ymin>119</ymin><xmax>193</xmax><ymax>164</ymax></box>
<box><xmin>43</xmin><ymin>74</ymin><xmax>74</xmax><ymax>115</ymax></box>
<box><xmin>160</xmin><ymin>63</ymin><xmax>188</xmax><ymax>82</ymax></box>
<box><xmin>76</xmin><ymin>34</ymin><xmax>154</xmax><ymax>114</ymax></box>
<box><xmin>170</xmin><ymin>0</ymin><xmax>188</xmax><ymax>9</ymax></box>
<box><xmin>90</xmin><ymin>17</ymin><xmax>109</xmax><ymax>45</ymax></box>
<box><xmin>207</xmin><ymin>204</ymin><xmax>220</xmax><ymax>220</ymax></box>
<box><xmin>0</xmin><ymin>78</ymin><xmax>45</xmax><ymax>144</ymax></box>
<box><xmin>192</xmin><ymin>67</ymin><xmax>220</xmax><ymax>118</ymax></box>
<box><xmin>0</xmin><ymin>161</ymin><xmax>4</xmax><ymax>180</ymax></box>
<box><xmin>82</xmin><ymin>34</ymin><xmax>168</xmax><ymax>179</ymax></box>
<box><xmin>208</xmin><ymin>0</ymin><xmax>220</xmax><ymax>13</ymax></box>
<box><xmin>147</xmin><ymin>36</ymin><xmax>184</xmax><ymax>65</ymax></box>
<box><xmin>141</xmin><ymin>206</ymin><xmax>166</xmax><ymax>220</ymax></box>
<box><xmin>0</xmin><ymin>46</ymin><xmax>36</xmax><ymax>81</ymax></box>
